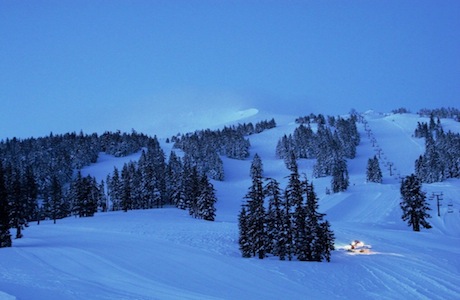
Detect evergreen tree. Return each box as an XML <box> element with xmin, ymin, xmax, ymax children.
<box><xmin>107</xmin><ymin>167</ymin><xmax>122</xmax><ymax>211</ymax></box>
<box><xmin>264</xmin><ymin>178</ymin><xmax>283</xmax><ymax>256</ymax></box>
<box><xmin>331</xmin><ymin>157</ymin><xmax>349</xmax><ymax>193</ymax></box>
<box><xmin>166</xmin><ymin>151</ymin><xmax>183</xmax><ymax>207</ymax></box>
<box><xmin>9</xmin><ymin>171</ymin><xmax>27</xmax><ymax>239</ymax></box>
<box><xmin>238</xmin><ymin>205</ymin><xmax>252</xmax><ymax>258</ymax></box>
<box><xmin>22</xmin><ymin>166</ymin><xmax>38</xmax><ymax>222</ymax></box>
<box><xmin>98</xmin><ymin>180</ymin><xmax>108</xmax><ymax>212</ymax></box>
<box><xmin>318</xmin><ymin>220</ymin><xmax>335</xmax><ymax>262</ymax></box>
<box><xmin>284</xmin><ymin>159</ymin><xmax>308</xmax><ymax>260</ymax></box>
<box><xmin>250</xmin><ymin>153</ymin><xmax>263</xmax><ymax>180</ymax></box>
<box><xmin>366</xmin><ymin>156</ymin><xmax>383</xmax><ymax>183</ymax></box>
<box><xmin>120</xmin><ymin>166</ymin><xmax>132</xmax><ymax>212</ymax></box>
<box><xmin>303</xmin><ymin>182</ymin><xmax>325</xmax><ymax>261</ymax></box>
<box><xmin>197</xmin><ymin>174</ymin><xmax>217</xmax><ymax>221</ymax></box>
<box><xmin>245</xmin><ymin>155</ymin><xmax>266</xmax><ymax>259</ymax></box>
<box><xmin>183</xmin><ymin>164</ymin><xmax>201</xmax><ymax>218</ymax></box>
<box><xmin>178</xmin><ymin>157</ymin><xmax>193</xmax><ymax>210</ymax></box>
<box><xmin>279</xmin><ymin>192</ymin><xmax>293</xmax><ymax>261</ymax></box>
<box><xmin>285</xmin><ymin>151</ymin><xmax>298</xmax><ymax>172</ymax></box>
<box><xmin>70</xmin><ymin>172</ymin><xmax>99</xmax><ymax>217</ymax></box>
<box><xmin>400</xmin><ymin>174</ymin><xmax>432</xmax><ymax>231</ymax></box>
<box><xmin>49</xmin><ymin>175</ymin><xmax>65</xmax><ymax>223</ymax></box>
<box><xmin>0</xmin><ymin>163</ymin><xmax>12</xmax><ymax>248</ymax></box>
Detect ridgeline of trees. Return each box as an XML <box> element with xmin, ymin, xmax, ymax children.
<box><xmin>276</xmin><ymin>114</ymin><xmax>359</xmax><ymax>193</ymax></box>
<box><xmin>417</xmin><ymin>107</ymin><xmax>460</xmax><ymax>121</ymax></box>
<box><xmin>239</xmin><ymin>154</ymin><xmax>335</xmax><ymax>262</ymax></box>
<box><xmin>172</xmin><ymin>119</ymin><xmax>276</xmax><ymax>181</ymax></box>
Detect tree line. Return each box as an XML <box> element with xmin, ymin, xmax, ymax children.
<box><xmin>238</xmin><ymin>154</ymin><xmax>335</xmax><ymax>262</ymax></box>
<box><xmin>417</xmin><ymin>107</ymin><xmax>460</xmax><ymax>121</ymax></box>
<box><xmin>172</xmin><ymin>119</ymin><xmax>276</xmax><ymax>181</ymax></box>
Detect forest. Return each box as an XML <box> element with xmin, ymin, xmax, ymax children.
<box><xmin>1</xmin><ymin>108</ymin><xmax>459</xmax><ymax>262</ymax></box>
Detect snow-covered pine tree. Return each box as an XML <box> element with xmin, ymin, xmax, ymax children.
<box><xmin>304</xmin><ymin>182</ymin><xmax>328</xmax><ymax>261</ymax></box>
<box><xmin>285</xmin><ymin>151</ymin><xmax>298</xmax><ymax>172</ymax></box>
<box><xmin>120</xmin><ymin>165</ymin><xmax>132</xmax><ymax>212</ymax></box>
<box><xmin>148</xmin><ymin>137</ymin><xmax>168</xmax><ymax>206</ymax></box>
<box><xmin>238</xmin><ymin>205</ymin><xmax>252</xmax><ymax>258</ymax></box>
<box><xmin>166</xmin><ymin>151</ymin><xmax>183</xmax><ymax>207</ymax></box>
<box><xmin>275</xmin><ymin>134</ymin><xmax>292</xmax><ymax>160</ymax></box>
<box><xmin>423</xmin><ymin>134</ymin><xmax>445</xmax><ymax>183</ymax></box>
<box><xmin>0</xmin><ymin>162</ymin><xmax>12</xmax><ymax>248</ymax></box>
<box><xmin>331</xmin><ymin>157</ymin><xmax>349</xmax><ymax>193</ymax></box>
<box><xmin>250</xmin><ymin>153</ymin><xmax>263</xmax><ymax>180</ymax></box>
<box><xmin>49</xmin><ymin>175</ymin><xmax>65</xmax><ymax>224</ymax></box>
<box><xmin>197</xmin><ymin>174</ymin><xmax>217</xmax><ymax>221</ymax></box>
<box><xmin>264</xmin><ymin>178</ymin><xmax>283</xmax><ymax>256</ymax></box>
<box><xmin>284</xmin><ymin>158</ymin><xmax>308</xmax><ymax>261</ymax></box>
<box><xmin>245</xmin><ymin>155</ymin><xmax>266</xmax><ymax>259</ymax></box>
<box><xmin>178</xmin><ymin>156</ymin><xmax>193</xmax><ymax>210</ymax></box>
<box><xmin>366</xmin><ymin>156</ymin><xmax>382</xmax><ymax>183</ymax></box>
<box><xmin>279</xmin><ymin>192</ymin><xmax>293</xmax><ymax>261</ymax></box>
<box><xmin>9</xmin><ymin>171</ymin><xmax>27</xmax><ymax>239</ymax></box>
<box><xmin>138</xmin><ymin>150</ymin><xmax>156</xmax><ymax>209</ymax></box>
<box><xmin>22</xmin><ymin>166</ymin><xmax>38</xmax><ymax>222</ymax></box>
<box><xmin>318</xmin><ymin>220</ymin><xmax>335</xmax><ymax>262</ymax></box>
<box><xmin>106</xmin><ymin>167</ymin><xmax>122</xmax><ymax>211</ymax></box>
<box><xmin>98</xmin><ymin>180</ymin><xmax>108</xmax><ymax>212</ymax></box>
<box><xmin>313</xmin><ymin>125</ymin><xmax>334</xmax><ymax>177</ymax></box>
<box><xmin>400</xmin><ymin>174</ymin><xmax>432</xmax><ymax>231</ymax></box>
<box><xmin>69</xmin><ymin>172</ymin><xmax>99</xmax><ymax>217</ymax></box>
<box><xmin>186</xmin><ymin>165</ymin><xmax>201</xmax><ymax>218</ymax></box>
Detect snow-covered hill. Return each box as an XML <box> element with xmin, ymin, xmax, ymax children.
<box><xmin>1</xmin><ymin>110</ymin><xmax>459</xmax><ymax>299</ymax></box>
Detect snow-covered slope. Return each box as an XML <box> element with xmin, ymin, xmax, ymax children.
<box><xmin>1</xmin><ymin>111</ymin><xmax>459</xmax><ymax>300</ymax></box>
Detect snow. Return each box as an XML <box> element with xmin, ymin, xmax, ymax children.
<box><xmin>1</xmin><ymin>110</ymin><xmax>460</xmax><ymax>299</ymax></box>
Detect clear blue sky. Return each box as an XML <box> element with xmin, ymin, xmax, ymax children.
<box><xmin>1</xmin><ymin>0</ymin><xmax>459</xmax><ymax>138</ymax></box>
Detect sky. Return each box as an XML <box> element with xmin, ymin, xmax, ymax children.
<box><xmin>1</xmin><ymin>0</ymin><xmax>459</xmax><ymax>139</ymax></box>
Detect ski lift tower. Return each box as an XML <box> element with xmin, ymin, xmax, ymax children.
<box><xmin>429</xmin><ymin>192</ymin><xmax>443</xmax><ymax>217</ymax></box>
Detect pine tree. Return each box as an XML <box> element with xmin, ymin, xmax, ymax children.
<box><xmin>22</xmin><ymin>166</ymin><xmax>38</xmax><ymax>222</ymax></box>
<box><xmin>0</xmin><ymin>162</ymin><xmax>12</xmax><ymax>248</ymax></box>
<box><xmin>98</xmin><ymin>180</ymin><xmax>108</xmax><ymax>212</ymax></box>
<box><xmin>187</xmin><ymin>166</ymin><xmax>201</xmax><ymax>218</ymax></box>
<box><xmin>279</xmin><ymin>192</ymin><xmax>293</xmax><ymax>261</ymax></box>
<box><xmin>9</xmin><ymin>171</ymin><xmax>26</xmax><ymax>239</ymax></box>
<box><xmin>49</xmin><ymin>175</ymin><xmax>65</xmax><ymax>224</ymax></box>
<box><xmin>284</xmin><ymin>158</ymin><xmax>308</xmax><ymax>260</ymax></box>
<box><xmin>197</xmin><ymin>174</ymin><xmax>217</xmax><ymax>221</ymax></box>
<box><xmin>400</xmin><ymin>174</ymin><xmax>432</xmax><ymax>231</ymax></box>
<box><xmin>245</xmin><ymin>155</ymin><xmax>266</xmax><ymax>259</ymax></box>
<box><xmin>121</xmin><ymin>166</ymin><xmax>132</xmax><ymax>212</ymax></box>
<box><xmin>250</xmin><ymin>153</ymin><xmax>263</xmax><ymax>180</ymax></box>
<box><xmin>366</xmin><ymin>156</ymin><xmax>383</xmax><ymax>183</ymax></box>
<box><xmin>264</xmin><ymin>178</ymin><xmax>283</xmax><ymax>256</ymax></box>
<box><xmin>238</xmin><ymin>205</ymin><xmax>252</xmax><ymax>258</ymax></box>
<box><xmin>166</xmin><ymin>151</ymin><xmax>183</xmax><ymax>207</ymax></box>
<box><xmin>331</xmin><ymin>157</ymin><xmax>349</xmax><ymax>193</ymax></box>
<box><xmin>318</xmin><ymin>220</ymin><xmax>335</xmax><ymax>262</ymax></box>
<box><xmin>107</xmin><ymin>167</ymin><xmax>121</xmax><ymax>211</ymax></box>
<box><xmin>303</xmin><ymin>182</ymin><xmax>323</xmax><ymax>261</ymax></box>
